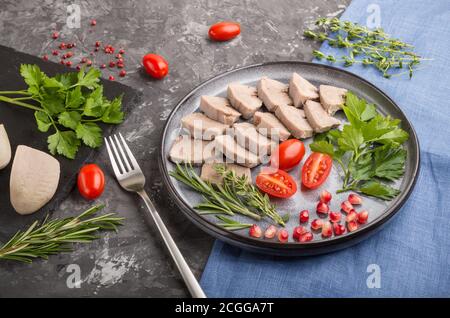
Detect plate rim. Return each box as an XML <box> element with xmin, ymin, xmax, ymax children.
<box><xmin>158</xmin><ymin>61</ymin><xmax>420</xmax><ymax>255</ymax></box>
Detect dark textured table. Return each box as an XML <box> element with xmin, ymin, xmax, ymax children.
<box><xmin>0</xmin><ymin>0</ymin><xmax>348</xmax><ymax>297</ymax></box>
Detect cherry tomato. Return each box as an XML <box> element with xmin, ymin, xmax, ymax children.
<box><xmin>208</xmin><ymin>22</ymin><xmax>241</xmax><ymax>42</ymax></box>
<box><xmin>77</xmin><ymin>164</ymin><xmax>105</xmax><ymax>200</ymax></box>
<box><xmin>256</xmin><ymin>169</ymin><xmax>297</xmax><ymax>198</ymax></box>
<box><xmin>301</xmin><ymin>152</ymin><xmax>333</xmax><ymax>190</ymax></box>
<box><xmin>142</xmin><ymin>53</ymin><xmax>169</xmax><ymax>79</ymax></box>
<box><xmin>270</xmin><ymin>139</ymin><xmax>305</xmax><ymax>171</ymax></box>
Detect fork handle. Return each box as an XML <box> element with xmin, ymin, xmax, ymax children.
<box><xmin>137</xmin><ymin>190</ymin><xmax>207</xmax><ymax>298</ymax></box>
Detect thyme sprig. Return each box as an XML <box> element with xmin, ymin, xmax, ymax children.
<box><xmin>304</xmin><ymin>17</ymin><xmax>429</xmax><ymax>78</ymax></box>
<box><xmin>0</xmin><ymin>205</ymin><xmax>124</xmax><ymax>263</ymax></box>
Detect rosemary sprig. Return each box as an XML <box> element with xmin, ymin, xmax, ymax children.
<box><xmin>0</xmin><ymin>205</ymin><xmax>124</xmax><ymax>263</ymax></box>
<box><xmin>214</xmin><ymin>165</ymin><xmax>286</xmax><ymax>226</ymax></box>
<box><xmin>170</xmin><ymin>163</ymin><xmax>285</xmax><ymax>226</ymax></box>
<box><xmin>304</xmin><ymin>17</ymin><xmax>429</xmax><ymax>78</ymax></box>
<box><xmin>215</xmin><ymin>215</ymin><xmax>252</xmax><ymax>231</ymax></box>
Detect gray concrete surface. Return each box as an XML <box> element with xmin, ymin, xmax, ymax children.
<box><xmin>0</xmin><ymin>0</ymin><xmax>348</xmax><ymax>297</ymax></box>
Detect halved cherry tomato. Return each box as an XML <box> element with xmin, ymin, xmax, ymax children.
<box><xmin>208</xmin><ymin>22</ymin><xmax>241</xmax><ymax>41</ymax></box>
<box><xmin>301</xmin><ymin>152</ymin><xmax>333</xmax><ymax>189</ymax></box>
<box><xmin>270</xmin><ymin>139</ymin><xmax>305</xmax><ymax>171</ymax></box>
<box><xmin>142</xmin><ymin>53</ymin><xmax>169</xmax><ymax>79</ymax></box>
<box><xmin>77</xmin><ymin>164</ymin><xmax>105</xmax><ymax>200</ymax></box>
<box><xmin>256</xmin><ymin>169</ymin><xmax>297</xmax><ymax>198</ymax></box>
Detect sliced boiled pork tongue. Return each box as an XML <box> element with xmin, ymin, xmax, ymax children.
<box><xmin>319</xmin><ymin>84</ymin><xmax>348</xmax><ymax>115</ymax></box>
<box><xmin>214</xmin><ymin>135</ymin><xmax>260</xmax><ymax>168</ymax></box>
<box><xmin>275</xmin><ymin>104</ymin><xmax>314</xmax><ymax>139</ymax></box>
<box><xmin>233</xmin><ymin>122</ymin><xmax>277</xmax><ymax>158</ymax></box>
<box><xmin>289</xmin><ymin>72</ymin><xmax>319</xmax><ymax>107</ymax></box>
<box><xmin>257</xmin><ymin>77</ymin><xmax>293</xmax><ymax>112</ymax></box>
<box><xmin>253</xmin><ymin>111</ymin><xmax>291</xmax><ymax>142</ymax></box>
<box><xmin>169</xmin><ymin>135</ymin><xmax>217</xmax><ymax>165</ymax></box>
<box><xmin>200</xmin><ymin>95</ymin><xmax>241</xmax><ymax>125</ymax></box>
<box><xmin>181</xmin><ymin>112</ymin><xmax>229</xmax><ymax>140</ymax></box>
<box><xmin>304</xmin><ymin>100</ymin><xmax>341</xmax><ymax>133</ymax></box>
<box><xmin>227</xmin><ymin>83</ymin><xmax>263</xmax><ymax>119</ymax></box>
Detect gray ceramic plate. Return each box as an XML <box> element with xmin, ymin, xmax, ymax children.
<box><xmin>159</xmin><ymin>61</ymin><xmax>420</xmax><ymax>256</ymax></box>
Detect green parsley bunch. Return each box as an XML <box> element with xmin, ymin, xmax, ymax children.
<box><xmin>0</xmin><ymin>64</ymin><xmax>124</xmax><ymax>159</ymax></box>
<box><xmin>310</xmin><ymin>92</ymin><xmax>409</xmax><ymax>200</ymax></box>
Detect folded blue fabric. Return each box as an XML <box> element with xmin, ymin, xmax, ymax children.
<box><xmin>200</xmin><ymin>0</ymin><xmax>450</xmax><ymax>297</ymax></box>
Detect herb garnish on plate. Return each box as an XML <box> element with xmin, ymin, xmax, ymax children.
<box><xmin>310</xmin><ymin>92</ymin><xmax>409</xmax><ymax>200</ymax></box>
<box><xmin>0</xmin><ymin>64</ymin><xmax>124</xmax><ymax>159</ymax></box>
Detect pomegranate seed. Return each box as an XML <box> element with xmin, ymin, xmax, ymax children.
<box><xmin>341</xmin><ymin>200</ymin><xmax>354</xmax><ymax>214</ymax></box>
<box><xmin>60</xmin><ymin>59</ymin><xmax>65</xmax><ymax>65</ymax></box>
<box><xmin>52</xmin><ymin>50</ymin><xmax>59</xmax><ymax>56</ymax></box>
<box><xmin>249</xmin><ymin>224</ymin><xmax>262</xmax><ymax>238</ymax></box>
<box><xmin>51</xmin><ymin>31</ymin><xmax>59</xmax><ymax>39</ymax></box>
<box><xmin>100</xmin><ymin>64</ymin><xmax>106</xmax><ymax>69</ymax></box>
<box><xmin>119</xmin><ymin>49</ymin><xmax>125</xmax><ymax>54</ymax></box>
<box><xmin>90</xmin><ymin>19</ymin><xmax>97</xmax><ymax>26</ymax></box>
<box><xmin>357</xmin><ymin>210</ymin><xmax>369</xmax><ymax>224</ymax></box>
<box><xmin>65</xmin><ymin>61</ymin><xmax>72</xmax><ymax>67</ymax></box>
<box><xmin>348</xmin><ymin>193</ymin><xmax>362</xmax><ymax>205</ymax></box>
<box><xmin>300</xmin><ymin>232</ymin><xmax>313</xmax><ymax>242</ymax></box>
<box><xmin>347</xmin><ymin>220</ymin><xmax>358</xmax><ymax>232</ymax></box>
<box><xmin>71</xmin><ymin>43</ymin><xmax>76</xmax><ymax>48</ymax></box>
<box><xmin>117</xmin><ymin>58</ymin><xmax>124</xmax><ymax>64</ymax></box>
<box><xmin>109</xmin><ymin>75</ymin><xmax>115</xmax><ymax>81</ymax></box>
<box><xmin>119</xmin><ymin>70</ymin><xmax>126</xmax><ymax>77</ymax></box>
<box><xmin>299</xmin><ymin>210</ymin><xmax>309</xmax><ymax>223</ymax></box>
<box><xmin>346</xmin><ymin>210</ymin><xmax>357</xmax><ymax>223</ymax></box>
<box><xmin>86</xmin><ymin>60</ymin><xmax>93</xmax><ymax>66</ymax></box>
<box><xmin>333</xmin><ymin>223</ymin><xmax>346</xmax><ymax>236</ymax></box>
<box><xmin>59</xmin><ymin>42</ymin><xmax>66</xmax><ymax>50</ymax></box>
<box><xmin>62</xmin><ymin>54</ymin><xmax>67</xmax><ymax>59</ymax></box>
<box><xmin>80</xmin><ymin>57</ymin><xmax>87</xmax><ymax>63</ymax></box>
<box><xmin>277</xmin><ymin>229</ymin><xmax>289</xmax><ymax>243</ymax></box>
<box><xmin>311</xmin><ymin>219</ymin><xmax>323</xmax><ymax>231</ymax></box>
<box><xmin>321</xmin><ymin>221</ymin><xmax>332</xmax><ymax>238</ymax></box>
<box><xmin>66</xmin><ymin>43</ymin><xmax>73</xmax><ymax>49</ymax></box>
<box><xmin>42</xmin><ymin>55</ymin><xmax>48</xmax><ymax>61</ymax></box>
<box><xmin>293</xmin><ymin>226</ymin><xmax>307</xmax><ymax>241</ymax></box>
<box><xmin>76</xmin><ymin>65</ymin><xmax>81</xmax><ymax>71</ymax></box>
<box><xmin>329</xmin><ymin>211</ymin><xmax>342</xmax><ymax>223</ymax></box>
<box><xmin>264</xmin><ymin>225</ymin><xmax>277</xmax><ymax>239</ymax></box>
<box><xmin>320</xmin><ymin>190</ymin><xmax>332</xmax><ymax>203</ymax></box>
<box><xmin>115</xmin><ymin>53</ymin><xmax>122</xmax><ymax>59</ymax></box>
<box><xmin>316</xmin><ymin>201</ymin><xmax>329</xmax><ymax>216</ymax></box>
<box><xmin>95</xmin><ymin>41</ymin><xmax>101</xmax><ymax>47</ymax></box>
<box><xmin>109</xmin><ymin>61</ymin><xmax>116</xmax><ymax>67</ymax></box>
<box><xmin>117</xmin><ymin>62</ymin><xmax>124</xmax><ymax>69</ymax></box>
<box><xmin>66</xmin><ymin>51</ymin><xmax>73</xmax><ymax>58</ymax></box>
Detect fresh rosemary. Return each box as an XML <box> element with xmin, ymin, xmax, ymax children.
<box><xmin>304</xmin><ymin>17</ymin><xmax>428</xmax><ymax>78</ymax></box>
<box><xmin>215</xmin><ymin>215</ymin><xmax>252</xmax><ymax>231</ymax></box>
<box><xmin>0</xmin><ymin>205</ymin><xmax>123</xmax><ymax>263</ymax></box>
<box><xmin>169</xmin><ymin>163</ymin><xmax>285</xmax><ymax>226</ymax></box>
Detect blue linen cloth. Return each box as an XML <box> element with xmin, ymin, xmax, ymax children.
<box><xmin>200</xmin><ymin>0</ymin><xmax>450</xmax><ymax>297</ymax></box>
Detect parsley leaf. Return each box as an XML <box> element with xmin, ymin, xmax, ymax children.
<box><xmin>101</xmin><ymin>95</ymin><xmax>124</xmax><ymax>124</ymax></box>
<box><xmin>358</xmin><ymin>181</ymin><xmax>401</xmax><ymax>200</ymax></box>
<box><xmin>76</xmin><ymin>67</ymin><xmax>101</xmax><ymax>89</ymax></box>
<box><xmin>310</xmin><ymin>140</ymin><xmax>335</xmax><ymax>157</ymax></box>
<box><xmin>75</xmin><ymin>122</ymin><xmax>103</xmax><ymax>148</ymax></box>
<box><xmin>58</xmin><ymin>111</ymin><xmax>81</xmax><ymax>130</ymax></box>
<box><xmin>338</xmin><ymin>125</ymin><xmax>364</xmax><ymax>153</ymax></box>
<box><xmin>48</xmin><ymin>130</ymin><xmax>80</xmax><ymax>159</ymax></box>
<box><xmin>20</xmin><ymin>64</ymin><xmax>46</xmax><ymax>88</ymax></box>
<box><xmin>374</xmin><ymin>147</ymin><xmax>406</xmax><ymax>181</ymax></box>
<box><xmin>34</xmin><ymin>111</ymin><xmax>52</xmax><ymax>132</ymax></box>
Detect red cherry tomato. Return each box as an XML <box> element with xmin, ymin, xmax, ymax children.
<box><xmin>77</xmin><ymin>164</ymin><xmax>105</xmax><ymax>200</ymax></box>
<box><xmin>208</xmin><ymin>22</ymin><xmax>241</xmax><ymax>41</ymax></box>
<box><xmin>301</xmin><ymin>152</ymin><xmax>333</xmax><ymax>190</ymax></box>
<box><xmin>270</xmin><ymin>139</ymin><xmax>305</xmax><ymax>171</ymax></box>
<box><xmin>142</xmin><ymin>53</ymin><xmax>169</xmax><ymax>79</ymax></box>
<box><xmin>256</xmin><ymin>169</ymin><xmax>297</xmax><ymax>199</ymax></box>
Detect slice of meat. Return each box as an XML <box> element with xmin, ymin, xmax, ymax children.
<box><xmin>253</xmin><ymin>111</ymin><xmax>290</xmax><ymax>142</ymax></box>
<box><xmin>304</xmin><ymin>100</ymin><xmax>341</xmax><ymax>133</ymax></box>
<box><xmin>233</xmin><ymin>122</ymin><xmax>277</xmax><ymax>158</ymax></box>
<box><xmin>181</xmin><ymin>112</ymin><xmax>229</xmax><ymax>140</ymax></box>
<box><xmin>214</xmin><ymin>135</ymin><xmax>260</xmax><ymax>168</ymax></box>
<box><xmin>200</xmin><ymin>96</ymin><xmax>241</xmax><ymax>125</ymax></box>
<box><xmin>200</xmin><ymin>163</ymin><xmax>251</xmax><ymax>184</ymax></box>
<box><xmin>169</xmin><ymin>135</ymin><xmax>217</xmax><ymax>165</ymax></box>
<box><xmin>227</xmin><ymin>83</ymin><xmax>263</xmax><ymax>119</ymax></box>
<box><xmin>275</xmin><ymin>105</ymin><xmax>314</xmax><ymax>139</ymax></box>
<box><xmin>319</xmin><ymin>85</ymin><xmax>348</xmax><ymax>115</ymax></box>
<box><xmin>257</xmin><ymin>77</ymin><xmax>293</xmax><ymax>112</ymax></box>
<box><xmin>289</xmin><ymin>72</ymin><xmax>319</xmax><ymax>107</ymax></box>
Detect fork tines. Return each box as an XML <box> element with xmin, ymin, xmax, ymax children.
<box><xmin>104</xmin><ymin>133</ymin><xmax>140</xmax><ymax>176</ymax></box>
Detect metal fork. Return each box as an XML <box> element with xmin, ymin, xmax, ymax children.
<box><xmin>104</xmin><ymin>133</ymin><xmax>206</xmax><ymax>298</ymax></box>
